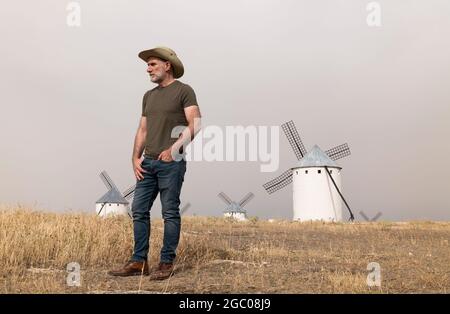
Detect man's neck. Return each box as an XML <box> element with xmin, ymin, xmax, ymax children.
<box><xmin>158</xmin><ymin>77</ymin><xmax>176</xmax><ymax>88</ymax></box>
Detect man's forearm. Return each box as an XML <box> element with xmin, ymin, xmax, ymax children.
<box><xmin>133</xmin><ymin>130</ymin><xmax>147</xmax><ymax>159</ymax></box>
<box><xmin>172</xmin><ymin>121</ymin><xmax>200</xmax><ymax>154</ymax></box>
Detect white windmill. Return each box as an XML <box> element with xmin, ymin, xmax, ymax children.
<box><xmin>263</xmin><ymin>120</ymin><xmax>354</xmax><ymax>222</ymax></box>
<box><xmin>95</xmin><ymin>170</ymin><xmax>135</xmax><ymax>218</ymax></box>
<box><xmin>218</xmin><ymin>192</ymin><xmax>254</xmax><ymax>222</ymax></box>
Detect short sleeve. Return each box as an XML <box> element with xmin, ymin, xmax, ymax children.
<box><xmin>180</xmin><ymin>84</ymin><xmax>198</xmax><ymax>109</ymax></box>
<box><xmin>141</xmin><ymin>91</ymin><xmax>149</xmax><ymax>116</ymax></box>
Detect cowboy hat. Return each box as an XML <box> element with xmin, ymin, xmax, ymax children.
<box><xmin>138</xmin><ymin>46</ymin><xmax>184</xmax><ymax>78</ymax></box>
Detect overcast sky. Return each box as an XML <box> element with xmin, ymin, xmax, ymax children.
<box><xmin>1</xmin><ymin>0</ymin><xmax>449</xmax><ymax>221</ymax></box>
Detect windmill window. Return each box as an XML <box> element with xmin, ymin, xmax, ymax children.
<box><xmin>318</xmin><ymin>169</ymin><xmax>321</xmax><ymax>174</ymax></box>
<box><xmin>296</xmin><ymin>171</ymin><xmax>298</xmax><ymax>175</ymax></box>
<box><xmin>330</xmin><ymin>170</ymin><xmax>332</xmax><ymax>174</ymax></box>
<box><xmin>305</xmin><ymin>170</ymin><xmax>308</xmax><ymax>174</ymax></box>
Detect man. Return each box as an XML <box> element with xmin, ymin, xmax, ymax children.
<box><xmin>108</xmin><ymin>46</ymin><xmax>201</xmax><ymax>280</ymax></box>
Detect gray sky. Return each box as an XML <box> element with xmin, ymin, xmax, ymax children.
<box><xmin>1</xmin><ymin>0</ymin><xmax>449</xmax><ymax>221</ymax></box>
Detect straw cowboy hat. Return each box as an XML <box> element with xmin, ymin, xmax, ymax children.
<box><xmin>138</xmin><ymin>46</ymin><xmax>184</xmax><ymax>78</ymax></box>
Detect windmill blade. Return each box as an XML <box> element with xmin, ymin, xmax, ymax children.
<box><xmin>126</xmin><ymin>206</ymin><xmax>133</xmax><ymax>219</ymax></box>
<box><xmin>181</xmin><ymin>203</ymin><xmax>191</xmax><ymax>215</ymax></box>
<box><xmin>238</xmin><ymin>192</ymin><xmax>254</xmax><ymax>207</ymax></box>
<box><xmin>263</xmin><ymin>169</ymin><xmax>293</xmax><ymax>194</ymax></box>
<box><xmin>359</xmin><ymin>211</ymin><xmax>370</xmax><ymax>222</ymax></box>
<box><xmin>281</xmin><ymin>120</ymin><xmax>307</xmax><ymax>160</ymax></box>
<box><xmin>218</xmin><ymin>192</ymin><xmax>232</xmax><ymax>205</ymax></box>
<box><xmin>122</xmin><ymin>184</ymin><xmax>136</xmax><ymax>201</ymax></box>
<box><xmin>99</xmin><ymin>171</ymin><xmax>117</xmax><ymax>190</ymax></box>
<box><xmin>325</xmin><ymin>143</ymin><xmax>351</xmax><ymax>161</ymax></box>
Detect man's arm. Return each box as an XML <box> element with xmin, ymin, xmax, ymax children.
<box><xmin>132</xmin><ymin>116</ymin><xmax>148</xmax><ymax>180</ymax></box>
<box><xmin>182</xmin><ymin>105</ymin><xmax>202</xmax><ymax>141</ymax></box>
<box><xmin>158</xmin><ymin>106</ymin><xmax>202</xmax><ymax>161</ymax></box>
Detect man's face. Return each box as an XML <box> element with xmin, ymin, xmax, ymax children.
<box><xmin>146</xmin><ymin>57</ymin><xmax>171</xmax><ymax>83</ymax></box>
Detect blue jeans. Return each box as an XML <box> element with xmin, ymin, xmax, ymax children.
<box><xmin>131</xmin><ymin>157</ymin><xmax>187</xmax><ymax>263</ymax></box>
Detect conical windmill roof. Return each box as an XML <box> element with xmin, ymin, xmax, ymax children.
<box><xmin>96</xmin><ymin>187</ymin><xmax>129</xmax><ymax>204</ymax></box>
<box><xmin>292</xmin><ymin>145</ymin><xmax>341</xmax><ymax>169</ymax></box>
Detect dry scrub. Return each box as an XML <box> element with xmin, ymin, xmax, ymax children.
<box><xmin>0</xmin><ymin>206</ymin><xmax>448</xmax><ymax>293</ymax></box>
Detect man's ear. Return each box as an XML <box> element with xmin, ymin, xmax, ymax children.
<box><xmin>165</xmin><ymin>61</ymin><xmax>172</xmax><ymax>72</ymax></box>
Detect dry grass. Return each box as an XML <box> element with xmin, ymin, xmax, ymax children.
<box><xmin>0</xmin><ymin>205</ymin><xmax>449</xmax><ymax>293</ymax></box>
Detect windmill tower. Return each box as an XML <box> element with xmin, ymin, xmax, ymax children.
<box><xmin>96</xmin><ymin>170</ymin><xmax>135</xmax><ymax>218</ymax></box>
<box><xmin>218</xmin><ymin>192</ymin><xmax>254</xmax><ymax>222</ymax></box>
<box><xmin>263</xmin><ymin>120</ymin><xmax>354</xmax><ymax>222</ymax></box>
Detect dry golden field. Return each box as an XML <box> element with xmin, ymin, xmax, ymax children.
<box><xmin>0</xmin><ymin>206</ymin><xmax>449</xmax><ymax>293</ymax></box>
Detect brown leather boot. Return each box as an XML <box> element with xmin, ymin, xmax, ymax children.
<box><xmin>149</xmin><ymin>262</ymin><xmax>174</xmax><ymax>281</ymax></box>
<box><xmin>108</xmin><ymin>260</ymin><xmax>149</xmax><ymax>276</ymax></box>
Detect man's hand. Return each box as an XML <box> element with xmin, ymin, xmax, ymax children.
<box><xmin>157</xmin><ymin>147</ymin><xmax>174</xmax><ymax>162</ymax></box>
<box><xmin>133</xmin><ymin>157</ymin><xmax>147</xmax><ymax>181</ymax></box>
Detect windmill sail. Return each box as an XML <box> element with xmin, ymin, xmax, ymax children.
<box><xmin>99</xmin><ymin>171</ymin><xmax>118</xmax><ymax>191</ymax></box>
<box><xmin>238</xmin><ymin>192</ymin><xmax>254</xmax><ymax>207</ymax></box>
<box><xmin>122</xmin><ymin>185</ymin><xmax>136</xmax><ymax>201</ymax></box>
<box><xmin>325</xmin><ymin>143</ymin><xmax>351</xmax><ymax>161</ymax></box>
<box><xmin>282</xmin><ymin>120</ymin><xmax>307</xmax><ymax>160</ymax></box>
<box><xmin>181</xmin><ymin>203</ymin><xmax>191</xmax><ymax>215</ymax></box>
<box><xmin>263</xmin><ymin>169</ymin><xmax>293</xmax><ymax>194</ymax></box>
<box><xmin>218</xmin><ymin>192</ymin><xmax>232</xmax><ymax>205</ymax></box>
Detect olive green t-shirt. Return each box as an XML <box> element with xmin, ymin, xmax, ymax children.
<box><xmin>141</xmin><ymin>80</ymin><xmax>198</xmax><ymax>158</ymax></box>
